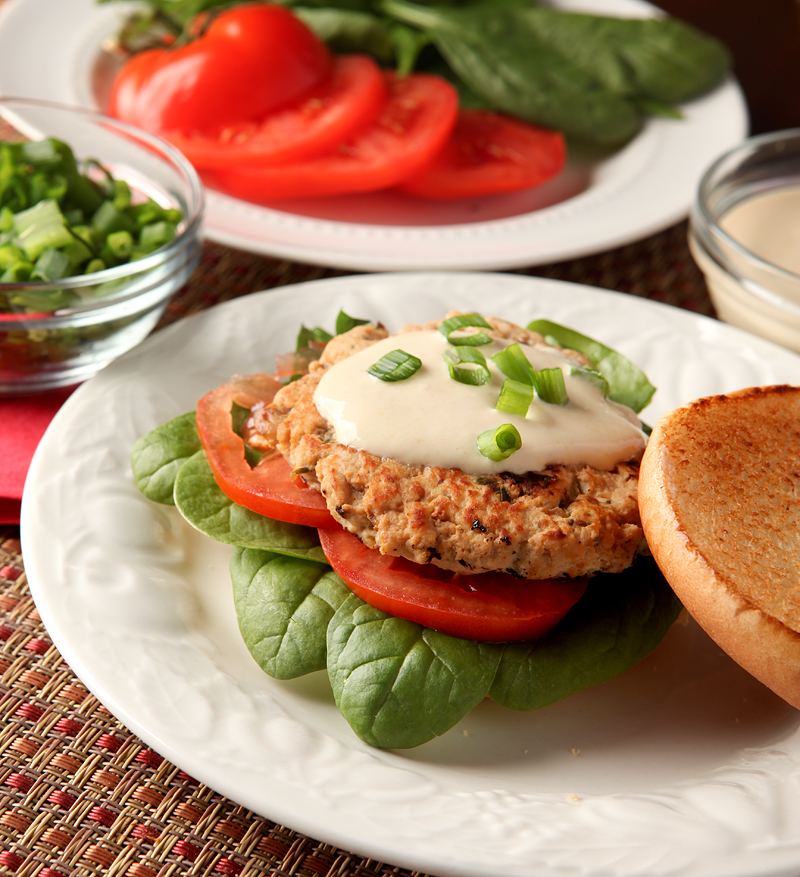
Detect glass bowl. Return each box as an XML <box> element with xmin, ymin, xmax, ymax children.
<box><xmin>0</xmin><ymin>98</ymin><xmax>204</xmax><ymax>395</ymax></box>
<box><xmin>689</xmin><ymin>128</ymin><xmax>800</xmax><ymax>352</ymax></box>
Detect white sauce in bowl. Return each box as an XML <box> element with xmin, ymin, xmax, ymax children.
<box><xmin>720</xmin><ymin>185</ymin><xmax>800</xmax><ymax>276</ymax></box>
<box><xmin>314</xmin><ymin>330</ymin><xmax>646</xmax><ymax>475</ymax></box>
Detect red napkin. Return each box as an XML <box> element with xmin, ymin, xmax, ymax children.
<box><xmin>0</xmin><ymin>386</ymin><xmax>76</xmax><ymax>525</ymax></box>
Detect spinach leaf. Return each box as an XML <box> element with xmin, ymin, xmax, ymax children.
<box><xmin>294</xmin><ymin>8</ymin><xmax>396</xmax><ymax>62</ymax></box>
<box><xmin>231</xmin><ymin>546</ymin><xmax>350</xmax><ymax>678</ymax></box>
<box><xmin>387</xmin><ymin>22</ymin><xmax>431</xmax><ymax>75</ymax></box>
<box><xmin>174</xmin><ymin>450</ymin><xmax>329</xmax><ymax>562</ymax></box>
<box><xmin>489</xmin><ymin>559</ymin><xmax>682</xmax><ymax>710</ymax></box>
<box><xmin>381</xmin><ymin>0</ymin><xmax>730</xmax><ymax>145</ymax></box>
<box><xmin>130</xmin><ymin>411</ymin><xmax>200</xmax><ymax>505</ymax></box>
<box><xmin>327</xmin><ymin>593</ymin><xmax>504</xmax><ymax>748</ymax></box>
<box><xmin>528</xmin><ymin>318</ymin><xmax>656</xmax><ymax>413</ymax></box>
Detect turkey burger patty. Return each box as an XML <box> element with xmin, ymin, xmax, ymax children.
<box><xmin>246</xmin><ymin>313</ymin><xmax>648</xmax><ymax>581</ymax></box>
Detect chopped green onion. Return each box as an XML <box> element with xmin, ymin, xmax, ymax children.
<box><xmin>63</xmin><ymin>207</ymin><xmax>85</xmax><ymax>227</ymax></box>
<box><xmin>443</xmin><ymin>345</ymin><xmax>491</xmax><ymax>385</ymax></box>
<box><xmin>129</xmin><ymin>200</ymin><xmax>163</xmax><ymax>228</ymax></box>
<box><xmin>13</xmin><ymin>199</ymin><xmax>74</xmax><ymax>260</ymax></box>
<box><xmin>367</xmin><ymin>348</ymin><xmax>421</xmax><ymax>382</ymax></box>
<box><xmin>491</xmin><ymin>342</ymin><xmax>534</xmax><ymax>384</ymax></box>
<box><xmin>570</xmin><ymin>364</ymin><xmax>609</xmax><ymax>396</ymax></box>
<box><xmin>0</xmin><ymin>207</ymin><xmax>13</xmax><ymax>233</ymax></box>
<box><xmin>477</xmin><ymin>423</ymin><xmax>522</xmax><ymax>461</ymax></box>
<box><xmin>11</xmin><ymin>285</ymin><xmax>70</xmax><ymax>312</ymax></box>
<box><xmin>91</xmin><ymin>199</ymin><xmax>137</xmax><ymax>237</ymax></box>
<box><xmin>65</xmin><ymin>174</ymin><xmax>105</xmax><ymax>215</ymax></box>
<box><xmin>0</xmin><ymin>135</ymin><xmax>189</xmax><ymax>312</ymax></box>
<box><xmin>106</xmin><ymin>230</ymin><xmax>134</xmax><ymax>261</ymax></box>
<box><xmin>62</xmin><ymin>236</ymin><xmax>93</xmax><ymax>268</ymax></box>
<box><xmin>438</xmin><ymin>313</ymin><xmax>493</xmax><ymax>347</ymax></box>
<box><xmin>112</xmin><ymin>178</ymin><xmax>132</xmax><ymax>210</ymax></box>
<box><xmin>85</xmin><ymin>258</ymin><xmax>106</xmax><ymax>274</ymax></box>
<box><xmin>0</xmin><ymin>260</ymin><xmax>32</xmax><ymax>283</ymax></box>
<box><xmin>533</xmin><ymin>367</ymin><xmax>568</xmax><ymax>405</ymax></box>
<box><xmin>21</xmin><ymin>138</ymin><xmax>63</xmax><ymax>169</ymax></box>
<box><xmin>29</xmin><ymin>170</ymin><xmax>68</xmax><ymax>205</ymax></box>
<box><xmin>0</xmin><ymin>243</ymin><xmax>25</xmax><ymax>268</ymax></box>
<box><xmin>30</xmin><ymin>247</ymin><xmax>72</xmax><ymax>282</ymax></box>
<box><xmin>496</xmin><ymin>377</ymin><xmax>533</xmax><ymax>415</ymax></box>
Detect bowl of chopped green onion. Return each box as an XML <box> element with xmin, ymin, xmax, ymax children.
<box><xmin>0</xmin><ymin>98</ymin><xmax>203</xmax><ymax>394</ymax></box>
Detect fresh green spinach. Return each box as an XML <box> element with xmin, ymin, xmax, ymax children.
<box><xmin>130</xmin><ymin>319</ymin><xmax>681</xmax><ymax>749</ymax></box>
<box><xmin>381</xmin><ymin>0</ymin><xmax>731</xmax><ymax>144</ymax></box>
<box><xmin>527</xmin><ymin>319</ymin><xmax>656</xmax><ymax>413</ymax></box>
<box><xmin>490</xmin><ymin>559</ymin><xmax>681</xmax><ymax>710</ymax></box>
<box><xmin>231</xmin><ymin>546</ymin><xmax>350</xmax><ymax>678</ymax></box>
<box><xmin>101</xmin><ymin>0</ymin><xmax>731</xmax><ymax>147</ymax></box>
<box><xmin>130</xmin><ymin>410</ymin><xmax>200</xmax><ymax>505</ymax></box>
<box><xmin>174</xmin><ymin>449</ymin><xmax>329</xmax><ymax>562</ymax></box>
<box><xmin>327</xmin><ymin>593</ymin><xmax>504</xmax><ymax>748</ymax></box>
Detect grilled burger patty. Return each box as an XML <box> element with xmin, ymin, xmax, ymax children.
<box><xmin>247</xmin><ymin>316</ymin><xmax>646</xmax><ymax>580</ymax></box>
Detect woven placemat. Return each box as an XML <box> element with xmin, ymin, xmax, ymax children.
<box><xmin>0</xmin><ymin>223</ymin><xmax>712</xmax><ymax>877</ymax></box>
<box><xmin>158</xmin><ymin>219</ymin><xmax>712</xmax><ymax>334</ymax></box>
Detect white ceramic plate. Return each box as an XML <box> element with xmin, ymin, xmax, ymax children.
<box><xmin>0</xmin><ymin>0</ymin><xmax>747</xmax><ymax>271</ymax></box>
<box><xmin>21</xmin><ymin>273</ymin><xmax>800</xmax><ymax>877</ymax></box>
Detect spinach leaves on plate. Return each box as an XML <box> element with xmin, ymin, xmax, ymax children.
<box><xmin>102</xmin><ymin>0</ymin><xmax>731</xmax><ymax>147</ymax></box>
<box><xmin>130</xmin><ymin>328</ymin><xmax>681</xmax><ymax>749</ymax></box>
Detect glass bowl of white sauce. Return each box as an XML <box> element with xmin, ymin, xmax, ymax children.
<box><xmin>689</xmin><ymin>128</ymin><xmax>800</xmax><ymax>351</ymax></box>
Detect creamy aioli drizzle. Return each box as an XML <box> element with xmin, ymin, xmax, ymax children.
<box><xmin>313</xmin><ymin>330</ymin><xmax>646</xmax><ymax>475</ymax></box>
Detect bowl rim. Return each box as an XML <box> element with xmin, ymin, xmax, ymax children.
<box><xmin>0</xmin><ymin>96</ymin><xmax>204</xmax><ymax>320</ymax></box>
<box><xmin>691</xmin><ymin>126</ymin><xmax>800</xmax><ymax>285</ymax></box>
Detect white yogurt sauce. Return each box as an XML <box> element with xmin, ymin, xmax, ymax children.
<box><xmin>720</xmin><ymin>185</ymin><xmax>800</xmax><ymax>275</ymax></box>
<box><xmin>314</xmin><ymin>330</ymin><xmax>646</xmax><ymax>474</ymax></box>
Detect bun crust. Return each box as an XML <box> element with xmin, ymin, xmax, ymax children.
<box><xmin>638</xmin><ymin>385</ymin><xmax>800</xmax><ymax>709</ymax></box>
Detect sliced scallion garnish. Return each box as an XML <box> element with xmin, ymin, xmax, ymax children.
<box><xmin>491</xmin><ymin>342</ymin><xmax>534</xmax><ymax>384</ymax></box>
<box><xmin>438</xmin><ymin>313</ymin><xmax>492</xmax><ymax>347</ymax></box>
<box><xmin>367</xmin><ymin>348</ymin><xmax>421</xmax><ymax>382</ymax></box>
<box><xmin>495</xmin><ymin>377</ymin><xmax>533</xmax><ymax>415</ymax></box>
<box><xmin>533</xmin><ymin>367</ymin><xmax>568</xmax><ymax>405</ymax></box>
<box><xmin>13</xmin><ymin>199</ymin><xmax>74</xmax><ymax>260</ymax></box>
<box><xmin>443</xmin><ymin>345</ymin><xmax>491</xmax><ymax>385</ymax></box>
<box><xmin>477</xmin><ymin>423</ymin><xmax>522</xmax><ymax>461</ymax></box>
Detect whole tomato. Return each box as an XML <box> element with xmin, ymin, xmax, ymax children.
<box><xmin>109</xmin><ymin>3</ymin><xmax>332</xmax><ymax>135</ymax></box>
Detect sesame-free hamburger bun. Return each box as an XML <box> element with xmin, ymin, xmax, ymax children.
<box><xmin>638</xmin><ymin>385</ymin><xmax>800</xmax><ymax>709</ymax></box>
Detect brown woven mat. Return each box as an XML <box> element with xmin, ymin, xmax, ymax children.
<box><xmin>0</xmin><ymin>222</ymin><xmax>711</xmax><ymax>877</ymax></box>
<box><xmin>158</xmin><ymin>219</ymin><xmax>712</xmax><ymax>334</ymax></box>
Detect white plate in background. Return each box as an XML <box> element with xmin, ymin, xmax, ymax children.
<box><xmin>0</xmin><ymin>0</ymin><xmax>748</xmax><ymax>270</ymax></box>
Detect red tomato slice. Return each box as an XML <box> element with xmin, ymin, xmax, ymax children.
<box><xmin>319</xmin><ymin>528</ymin><xmax>588</xmax><ymax>642</ymax></box>
<box><xmin>159</xmin><ymin>55</ymin><xmax>387</xmax><ymax>170</ymax></box>
<box><xmin>109</xmin><ymin>3</ymin><xmax>332</xmax><ymax>135</ymax></box>
<box><xmin>196</xmin><ymin>373</ymin><xmax>336</xmax><ymax>528</ymax></box>
<box><xmin>201</xmin><ymin>72</ymin><xmax>459</xmax><ymax>201</ymax></box>
<box><xmin>398</xmin><ymin>110</ymin><xmax>566</xmax><ymax>200</ymax></box>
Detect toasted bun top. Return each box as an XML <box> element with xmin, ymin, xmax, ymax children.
<box><xmin>638</xmin><ymin>385</ymin><xmax>800</xmax><ymax>709</ymax></box>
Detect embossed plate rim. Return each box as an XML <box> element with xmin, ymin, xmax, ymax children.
<box><xmin>21</xmin><ymin>273</ymin><xmax>800</xmax><ymax>877</ymax></box>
